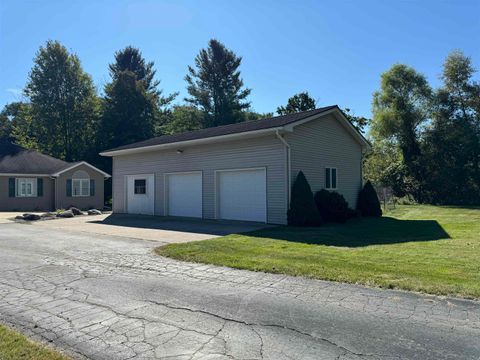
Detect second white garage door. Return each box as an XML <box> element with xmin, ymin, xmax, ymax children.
<box><xmin>166</xmin><ymin>172</ymin><xmax>202</xmax><ymax>218</ymax></box>
<box><xmin>217</xmin><ymin>168</ymin><xmax>267</xmax><ymax>223</ymax></box>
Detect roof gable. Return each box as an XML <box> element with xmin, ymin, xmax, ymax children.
<box><xmin>100</xmin><ymin>105</ymin><xmax>370</xmax><ymax>156</ymax></box>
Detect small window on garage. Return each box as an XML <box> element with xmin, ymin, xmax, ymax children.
<box><xmin>134</xmin><ymin>179</ymin><xmax>146</xmax><ymax>195</ymax></box>
<box><xmin>325</xmin><ymin>167</ymin><xmax>337</xmax><ymax>190</ymax></box>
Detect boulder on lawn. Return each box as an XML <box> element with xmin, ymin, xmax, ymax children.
<box><xmin>57</xmin><ymin>210</ymin><xmax>74</xmax><ymax>218</ymax></box>
<box><xmin>87</xmin><ymin>209</ymin><xmax>102</xmax><ymax>215</ymax></box>
<box><xmin>69</xmin><ymin>207</ymin><xmax>83</xmax><ymax>216</ymax></box>
<box><xmin>22</xmin><ymin>213</ymin><xmax>41</xmax><ymax>221</ymax></box>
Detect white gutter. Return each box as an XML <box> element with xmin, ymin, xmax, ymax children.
<box><xmin>275</xmin><ymin>130</ymin><xmax>291</xmax><ymax>210</ymax></box>
<box><xmin>100</xmin><ymin>127</ymin><xmax>284</xmax><ymax>157</ymax></box>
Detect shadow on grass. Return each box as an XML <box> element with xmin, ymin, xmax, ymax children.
<box><xmin>245</xmin><ymin>216</ymin><xmax>451</xmax><ymax>247</ymax></box>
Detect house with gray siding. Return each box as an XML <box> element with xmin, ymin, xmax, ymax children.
<box><xmin>100</xmin><ymin>106</ymin><xmax>370</xmax><ymax>224</ymax></box>
<box><xmin>0</xmin><ymin>142</ymin><xmax>110</xmax><ymax>211</ymax></box>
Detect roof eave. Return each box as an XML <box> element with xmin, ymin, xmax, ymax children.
<box><xmin>100</xmin><ymin>107</ymin><xmax>370</xmax><ymax>157</ymax></box>
<box><xmin>100</xmin><ymin>126</ymin><xmax>285</xmax><ymax>157</ymax></box>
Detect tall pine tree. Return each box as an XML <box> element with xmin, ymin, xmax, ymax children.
<box><xmin>98</xmin><ymin>46</ymin><xmax>175</xmax><ymax>153</ymax></box>
<box><xmin>185</xmin><ymin>39</ymin><xmax>251</xmax><ymax>127</ymax></box>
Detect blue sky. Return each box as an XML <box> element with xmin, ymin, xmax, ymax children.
<box><xmin>1</xmin><ymin>0</ymin><xmax>479</xmax><ymax>118</ymax></box>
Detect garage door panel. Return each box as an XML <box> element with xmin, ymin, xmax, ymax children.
<box><xmin>218</xmin><ymin>169</ymin><xmax>266</xmax><ymax>222</ymax></box>
<box><xmin>167</xmin><ymin>172</ymin><xmax>202</xmax><ymax>218</ymax></box>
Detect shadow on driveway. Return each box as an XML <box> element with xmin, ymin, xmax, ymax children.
<box><xmin>89</xmin><ymin>213</ymin><xmax>272</xmax><ymax>237</ymax></box>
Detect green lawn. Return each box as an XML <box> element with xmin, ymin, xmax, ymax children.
<box><xmin>156</xmin><ymin>205</ymin><xmax>480</xmax><ymax>299</ymax></box>
<box><xmin>0</xmin><ymin>324</ymin><xmax>68</xmax><ymax>360</ymax></box>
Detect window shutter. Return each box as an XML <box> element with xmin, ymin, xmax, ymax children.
<box><xmin>37</xmin><ymin>178</ymin><xmax>43</xmax><ymax>197</ymax></box>
<box><xmin>66</xmin><ymin>179</ymin><xmax>72</xmax><ymax>197</ymax></box>
<box><xmin>90</xmin><ymin>179</ymin><xmax>95</xmax><ymax>196</ymax></box>
<box><xmin>8</xmin><ymin>178</ymin><xmax>15</xmax><ymax>197</ymax></box>
<box><xmin>325</xmin><ymin>168</ymin><xmax>331</xmax><ymax>189</ymax></box>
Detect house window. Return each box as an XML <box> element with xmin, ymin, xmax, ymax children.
<box><xmin>134</xmin><ymin>179</ymin><xmax>146</xmax><ymax>195</ymax></box>
<box><xmin>325</xmin><ymin>167</ymin><xmax>337</xmax><ymax>190</ymax></box>
<box><xmin>72</xmin><ymin>170</ymin><xmax>90</xmax><ymax>197</ymax></box>
<box><xmin>17</xmin><ymin>178</ymin><xmax>36</xmax><ymax>197</ymax></box>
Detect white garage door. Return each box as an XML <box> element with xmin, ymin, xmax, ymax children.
<box><xmin>166</xmin><ymin>172</ymin><xmax>202</xmax><ymax>218</ymax></box>
<box><xmin>217</xmin><ymin>168</ymin><xmax>267</xmax><ymax>222</ymax></box>
<box><xmin>126</xmin><ymin>174</ymin><xmax>155</xmax><ymax>215</ymax></box>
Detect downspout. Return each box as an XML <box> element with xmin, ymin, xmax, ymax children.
<box><xmin>276</xmin><ymin>130</ymin><xmax>291</xmax><ymax>211</ymax></box>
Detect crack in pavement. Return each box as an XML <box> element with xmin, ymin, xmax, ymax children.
<box><xmin>0</xmin><ymin>224</ymin><xmax>479</xmax><ymax>359</ymax></box>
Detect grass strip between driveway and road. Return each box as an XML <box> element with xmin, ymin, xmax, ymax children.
<box><xmin>0</xmin><ymin>323</ymin><xmax>69</xmax><ymax>360</ymax></box>
<box><xmin>156</xmin><ymin>205</ymin><xmax>480</xmax><ymax>299</ymax></box>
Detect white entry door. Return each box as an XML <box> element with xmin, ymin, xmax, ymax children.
<box><xmin>126</xmin><ymin>174</ymin><xmax>155</xmax><ymax>215</ymax></box>
<box><xmin>217</xmin><ymin>168</ymin><xmax>267</xmax><ymax>222</ymax></box>
<box><xmin>166</xmin><ymin>172</ymin><xmax>202</xmax><ymax>218</ymax></box>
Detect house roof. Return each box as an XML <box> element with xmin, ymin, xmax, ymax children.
<box><xmin>0</xmin><ymin>142</ymin><xmax>110</xmax><ymax>177</ymax></box>
<box><xmin>101</xmin><ymin>105</ymin><xmax>345</xmax><ymax>155</ymax></box>
<box><xmin>0</xmin><ymin>142</ymin><xmax>70</xmax><ymax>175</ymax></box>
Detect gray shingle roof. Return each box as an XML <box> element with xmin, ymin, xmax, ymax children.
<box><xmin>0</xmin><ymin>142</ymin><xmax>70</xmax><ymax>175</ymax></box>
<box><xmin>102</xmin><ymin>105</ymin><xmax>339</xmax><ymax>153</ymax></box>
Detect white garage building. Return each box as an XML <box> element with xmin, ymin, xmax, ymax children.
<box><xmin>100</xmin><ymin>106</ymin><xmax>370</xmax><ymax>224</ymax></box>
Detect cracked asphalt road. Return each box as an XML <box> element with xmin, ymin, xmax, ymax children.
<box><xmin>0</xmin><ymin>222</ymin><xmax>479</xmax><ymax>359</ymax></box>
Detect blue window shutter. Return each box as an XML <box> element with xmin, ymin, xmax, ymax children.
<box><xmin>37</xmin><ymin>178</ymin><xmax>43</xmax><ymax>197</ymax></box>
<box><xmin>8</xmin><ymin>178</ymin><xmax>15</xmax><ymax>197</ymax></box>
<box><xmin>331</xmin><ymin>169</ymin><xmax>337</xmax><ymax>189</ymax></box>
<box><xmin>325</xmin><ymin>168</ymin><xmax>331</xmax><ymax>189</ymax></box>
<box><xmin>90</xmin><ymin>179</ymin><xmax>95</xmax><ymax>196</ymax></box>
<box><xmin>66</xmin><ymin>179</ymin><xmax>72</xmax><ymax>197</ymax></box>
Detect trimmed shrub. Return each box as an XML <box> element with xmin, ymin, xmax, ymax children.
<box><xmin>314</xmin><ymin>190</ymin><xmax>351</xmax><ymax>223</ymax></box>
<box><xmin>287</xmin><ymin>171</ymin><xmax>323</xmax><ymax>226</ymax></box>
<box><xmin>357</xmin><ymin>181</ymin><xmax>382</xmax><ymax>217</ymax></box>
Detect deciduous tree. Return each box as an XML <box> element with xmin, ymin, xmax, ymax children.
<box><xmin>25</xmin><ymin>40</ymin><xmax>99</xmax><ymax>161</ymax></box>
<box><xmin>277</xmin><ymin>92</ymin><xmax>316</xmax><ymax>115</ymax></box>
<box><xmin>371</xmin><ymin>64</ymin><xmax>432</xmax><ymax>201</ymax></box>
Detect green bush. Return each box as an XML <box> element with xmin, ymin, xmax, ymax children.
<box><xmin>357</xmin><ymin>181</ymin><xmax>382</xmax><ymax>217</ymax></box>
<box><xmin>287</xmin><ymin>171</ymin><xmax>323</xmax><ymax>226</ymax></box>
<box><xmin>314</xmin><ymin>189</ymin><xmax>351</xmax><ymax>223</ymax></box>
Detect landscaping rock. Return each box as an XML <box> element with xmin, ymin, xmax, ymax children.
<box><xmin>40</xmin><ymin>212</ymin><xmax>57</xmax><ymax>218</ymax></box>
<box><xmin>69</xmin><ymin>207</ymin><xmax>83</xmax><ymax>216</ymax></box>
<box><xmin>57</xmin><ymin>210</ymin><xmax>74</xmax><ymax>218</ymax></box>
<box><xmin>22</xmin><ymin>213</ymin><xmax>41</xmax><ymax>221</ymax></box>
<box><xmin>87</xmin><ymin>209</ymin><xmax>102</xmax><ymax>215</ymax></box>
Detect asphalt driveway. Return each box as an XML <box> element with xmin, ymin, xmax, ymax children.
<box><xmin>0</xmin><ymin>222</ymin><xmax>479</xmax><ymax>359</ymax></box>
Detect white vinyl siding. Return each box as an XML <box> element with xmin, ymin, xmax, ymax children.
<box><xmin>287</xmin><ymin>113</ymin><xmax>362</xmax><ymax>208</ymax></box>
<box><xmin>16</xmin><ymin>178</ymin><xmax>36</xmax><ymax>197</ymax></box>
<box><xmin>112</xmin><ymin>135</ymin><xmax>287</xmax><ymax>224</ymax></box>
